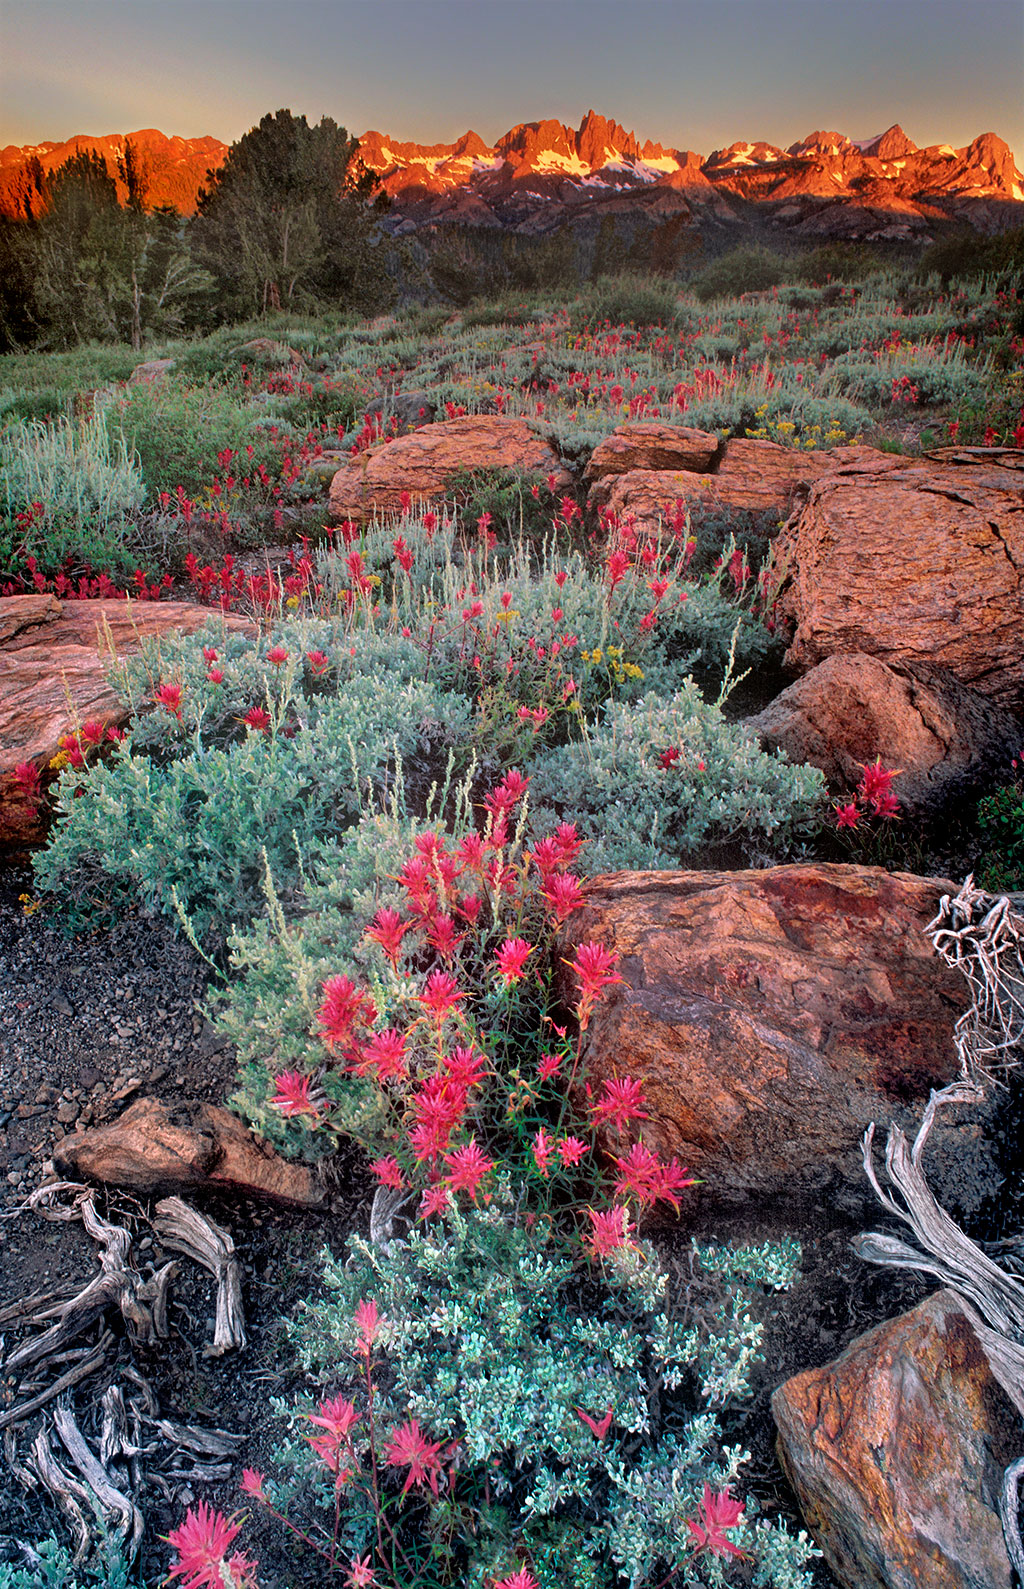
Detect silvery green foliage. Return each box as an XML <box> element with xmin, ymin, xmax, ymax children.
<box><xmin>281</xmin><ymin>1190</ymin><xmax>817</xmax><ymax>1587</ymax></box>
<box><xmin>0</xmin><ymin>1531</ymin><xmax>139</xmax><ymax>1589</ymax></box>
<box><xmin>528</xmin><ymin>686</ymin><xmax>825</xmax><ymax>873</ymax></box>
<box><xmin>0</xmin><ymin>412</ymin><xmax>146</xmax><ymax>574</ymax></box>
<box><xmin>34</xmin><ymin>661</ymin><xmax>470</xmax><ymax>937</ymax></box>
<box><xmin>216</xmin><ymin>810</ymin><xmax>438</xmax><ymax>1157</ymax></box>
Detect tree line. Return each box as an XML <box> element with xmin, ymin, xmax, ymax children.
<box><xmin>0</xmin><ymin>110</ymin><xmax>394</xmax><ymax>353</ymax></box>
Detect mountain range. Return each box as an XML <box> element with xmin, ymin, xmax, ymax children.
<box><xmin>2</xmin><ymin>112</ymin><xmax>1021</xmax><ymax>242</ymax></box>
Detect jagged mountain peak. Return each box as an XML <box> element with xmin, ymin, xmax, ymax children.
<box><xmin>1</xmin><ymin>114</ymin><xmax>1021</xmax><ymax>233</ymax></box>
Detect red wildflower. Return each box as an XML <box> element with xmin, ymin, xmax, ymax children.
<box><xmin>557</xmin><ymin>1135</ymin><xmax>588</xmax><ymax>1167</ymax></box>
<box><xmin>687</xmin><ymin>1483</ymin><xmax>746</xmax><ymax>1559</ymax></box>
<box><xmin>532</xmin><ymin>1127</ymin><xmax>555</xmax><ymax>1177</ymax></box>
<box><xmin>354</xmin><ymin>1298</ymin><xmax>381</xmax><ymax>1353</ymax></box>
<box><xmin>347</xmin><ymin>1556</ymin><xmax>376</xmax><ymax>1588</ymax></box>
<box><xmin>243</xmin><ymin>705</ymin><xmax>271</xmax><ymax>733</ymax></box>
<box><xmin>383</xmin><ymin>1419</ymin><xmax>445</xmax><ymax>1495</ymax></box>
<box><xmin>613</xmin><ymin>1140</ymin><xmax>694</xmax><ymax>1211</ymax></box>
<box><xmin>306</xmin><ymin>649</ymin><xmax>330</xmax><ymax>675</ymax></box>
<box><xmin>419</xmin><ymin>1183</ymin><xmax>452</xmax><ymax>1219</ymax></box>
<box><xmin>239</xmin><ymin>1469</ymin><xmax>266</xmax><ymax>1499</ymax></box>
<box><xmin>202</xmin><ymin>646</ymin><xmax>218</xmax><ymax>664</ymax></box>
<box><xmin>606</xmin><ymin>549</ymin><xmax>630</xmax><ymax>591</ymax></box>
<box><xmin>269</xmin><ymin>1070</ymin><xmax>320</xmax><ymax>1119</ymax></box>
<box><xmin>307</xmin><ymin>1393</ymin><xmax>360</xmax><ymax>1439</ymax></box>
<box><xmin>585</xmin><ymin>1204</ymin><xmax>632</xmax><ymax>1258</ymax></box>
<box><xmin>426</xmin><ymin>912</ymin><xmax>465</xmax><ymax>960</ymax></box>
<box><xmin>873</xmin><ymin>790</ymin><xmax>900</xmax><ymax>820</ymax></box>
<box><xmin>857</xmin><ymin>758</ymin><xmax>901</xmax><ymax>812</ymax></box>
<box><xmin>266</xmin><ymin>646</ymin><xmax>289</xmax><ymax>666</ymax></box>
<box><xmin>575</xmin><ymin>1406</ymin><xmax>613</xmax><ymax>1440</ymax></box>
<box><xmin>834</xmin><ymin>801</ymin><xmax>860</xmax><ymax>830</ymax></box>
<box><xmin>542</xmin><ymin>872</ymin><xmax>585</xmax><ymax>921</ymax></box>
<box><xmin>393</xmin><ymin>536</ymin><xmax>413</xmax><ymax>572</ymax></box>
<box><xmin>589</xmin><ymin>1075</ymin><xmax>648</xmax><ymax>1133</ymax></box>
<box><xmin>366</xmin><ymin>907</ymin><xmax>410</xmax><ymax>966</ymax></box>
<box><xmin>441</xmin><ymin>1044</ymin><xmax>487</xmax><ymax>1090</ymax></box>
<box><xmin>495</xmin><ymin>936</ymin><xmax>533</xmax><ymax>984</ymax></box>
<box><xmin>154</xmin><ymin>682</ymin><xmax>183</xmax><ymax>718</ymax></box>
<box><xmin>207</xmin><ymin>669</ymin><xmax>224</xmax><ymax>684</ymax></box>
<box><xmin>443</xmin><ymin>1137</ymin><xmax>495</xmax><ymax>1199</ymax></box>
<box><xmin>318</xmin><ymin>974</ymin><xmax>376</xmax><ymax>1053</ymax></box>
<box><xmin>370</xmin><ymin>1155</ymin><xmax>405</xmax><ymax>1189</ymax></box>
<box><xmin>552</xmin><ymin>822</ymin><xmax>583</xmax><ymax>864</ymax></box>
<box><xmin>537</xmin><ymin>1052</ymin><xmax>562</xmax><ymax>1082</ymax></box>
<box><xmin>355</xmin><ymin>1028</ymin><xmax>408</xmax><ymax>1082</ymax></box>
<box><xmin>658</xmin><ymin>746</ymin><xmax>681</xmax><ymax>769</ymax></box>
<box><xmin>306</xmin><ymin>1393</ymin><xmax>360</xmax><ymax>1477</ymax></box>
<box><xmin>418</xmin><ymin>969</ymin><xmax>466</xmax><ymax>1022</ymax></box>
<box><xmin>493</xmin><ymin>1570</ymin><xmax>539</xmax><ymax>1589</ymax></box>
<box><xmin>165</xmin><ymin>1501</ymin><xmax>258</xmax><ymax>1589</ymax></box>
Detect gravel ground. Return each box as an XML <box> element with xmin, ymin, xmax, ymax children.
<box><xmin>0</xmin><ymin>865</ymin><xmax>371</xmax><ymax>1587</ymax></box>
<box><xmin>0</xmin><ymin>859</ymin><xmax>1015</xmax><ymax>1589</ymax></box>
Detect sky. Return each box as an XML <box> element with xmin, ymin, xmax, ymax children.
<box><xmin>2</xmin><ymin>0</ymin><xmax>1022</xmax><ymax>159</ymax></box>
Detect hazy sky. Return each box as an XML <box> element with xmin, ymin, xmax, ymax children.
<box><xmin>3</xmin><ymin>0</ymin><xmax>1022</xmax><ymax>158</ymax></box>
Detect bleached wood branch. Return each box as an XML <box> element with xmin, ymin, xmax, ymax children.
<box><xmin>153</xmin><ymin>1197</ymin><xmax>246</xmax><ymax>1354</ymax></box>
<box><xmin>925</xmin><ymin>877</ymin><xmax>1024</xmax><ymax>1081</ymax></box>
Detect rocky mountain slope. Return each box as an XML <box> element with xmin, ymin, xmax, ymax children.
<box><xmin>2</xmin><ymin>111</ymin><xmax>1021</xmax><ymax>241</ymax></box>
<box><xmin>0</xmin><ymin>127</ymin><xmax>228</xmax><ymax>217</ymax></box>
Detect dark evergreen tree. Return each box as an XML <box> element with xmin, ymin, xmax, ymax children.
<box><xmin>190</xmin><ymin>109</ymin><xmax>388</xmax><ymax>316</ymax></box>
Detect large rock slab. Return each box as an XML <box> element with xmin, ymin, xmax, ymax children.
<box><xmin>0</xmin><ymin>595</ymin><xmax>253</xmax><ymax>845</ymax></box>
<box><xmin>778</xmin><ymin>455</ymin><xmax>1024</xmax><ymax>710</ymax></box>
<box><xmin>594</xmin><ymin>441</ymin><xmax>897</xmax><ymax>525</ymax></box>
<box><xmin>773</xmin><ymin>1288</ymin><xmax>1019</xmax><ymax>1589</ymax></box>
<box><xmin>747</xmin><ymin>652</ymin><xmax>1021</xmax><ymax>817</ymax></box>
<box><xmin>561</xmin><ymin>864</ymin><xmax>991</xmax><ymax>1205</ymax></box>
<box><xmin>328</xmin><ymin>414</ymin><xmax>572</xmax><ymax>522</ymax></box>
<box><xmin>584</xmin><ymin>422</ymin><xmax>721</xmax><ymax>509</ymax></box>
<box><xmin>52</xmin><ymin>1096</ymin><xmax>323</xmax><ymax>1207</ymax></box>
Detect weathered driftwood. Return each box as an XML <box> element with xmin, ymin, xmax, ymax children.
<box><xmin>1001</xmin><ymin>1452</ymin><xmax>1024</xmax><ymax>1581</ymax></box>
<box><xmin>856</xmin><ymin>1083</ymin><xmax>1024</xmax><ymax>1346</ymax></box>
<box><xmin>28</xmin><ymin>1428</ymin><xmax>93</xmax><ymax>1565</ymax></box>
<box><xmin>53</xmin><ymin>1404</ymin><xmax>144</xmax><ymax>1559</ymax></box>
<box><xmin>153</xmin><ymin>1196</ymin><xmax>246</xmax><ymax>1354</ymax></box>
<box><xmin>3</xmin><ymin>1188</ymin><xmax>166</xmax><ymax>1377</ymax></box>
<box><xmin>0</xmin><ymin>1331</ymin><xmax>113</xmax><ymax>1432</ymax></box>
<box><xmin>925</xmin><ymin>876</ymin><xmax>1024</xmax><ymax>1081</ymax></box>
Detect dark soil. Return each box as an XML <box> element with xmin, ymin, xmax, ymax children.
<box><xmin>0</xmin><ymin>861</ymin><xmax>1010</xmax><ymax>1588</ymax></box>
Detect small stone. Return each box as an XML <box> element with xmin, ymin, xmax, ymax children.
<box><xmin>56</xmin><ymin>1100</ymin><xmax>80</xmax><ymax>1124</ymax></box>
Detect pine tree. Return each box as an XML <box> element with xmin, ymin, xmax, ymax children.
<box><xmin>190</xmin><ymin>109</ymin><xmax>388</xmax><ymax>316</ymax></box>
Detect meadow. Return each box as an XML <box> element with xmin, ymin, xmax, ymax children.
<box><xmin>0</xmin><ymin>260</ymin><xmax>1022</xmax><ymax>1588</ymax></box>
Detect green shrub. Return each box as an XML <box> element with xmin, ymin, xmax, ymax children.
<box><xmin>796</xmin><ymin>243</ymin><xmax>883</xmax><ymax>285</ymax></box>
<box><xmin>528</xmin><ymin>685</ymin><xmax>825</xmax><ymax>871</ymax></box>
<box><xmin>569</xmin><ymin>275</ymin><xmax>678</xmax><ymax>331</ymax></box>
<box><xmin>113</xmin><ymin>378</ymin><xmax>279</xmax><ymax>498</ymax></box>
<box><xmin>254</xmin><ymin>1191</ymin><xmax>816</xmax><ymax>1587</ymax></box>
<box><xmin>0</xmin><ymin>1529</ymin><xmax>139</xmax><ymax>1588</ymax></box>
<box><xmin>977</xmin><ymin>763</ymin><xmax>1024</xmax><ymax>891</ymax></box>
<box><xmin>0</xmin><ymin>411</ymin><xmax>146</xmax><ymax>577</ymax></box>
<box><xmin>690</xmin><ymin>249</ymin><xmax>791</xmax><ymax>303</ymax></box>
<box><xmin>33</xmin><ymin>625</ymin><xmax>472</xmax><ymax>936</ymax></box>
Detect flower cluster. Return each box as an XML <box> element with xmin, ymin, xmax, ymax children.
<box><xmin>834</xmin><ymin>757</ymin><xmax>901</xmax><ymax>830</ymax></box>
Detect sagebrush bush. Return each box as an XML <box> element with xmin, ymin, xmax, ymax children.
<box><xmin>252</xmin><ymin>1189</ymin><xmax>815</xmax><ymax>1588</ymax></box>
<box><xmin>977</xmin><ymin>763</ymin><xmax>1024</xmax><ymax>892</ymax></box>
<box><xmin>34</xmin><ymin>636</ymin><xmax>471</xmax><ymax>935</ymax></box>
<box><xmin>114</xmin><ymin>378</ymin><xmax>280</xmax><ymax>499</ymax></box>
<box><xmin>528</xmin><ymin>685</ymin><xmax>825</xmax><ymax>871</ymax></box>
<box><xmin>690</xmin><ymin>248</ymin><xmax>791</xmax><ymax>304</ymax></box>
<box><xmin>0</xmin><ymin>411</ymin><xmax>146</xmax><ymax>576</ymax></box>
<box><xmin>569</xmin><ymin>275</ymin><xmax>679</xmax><ymax>331</ymax></box>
